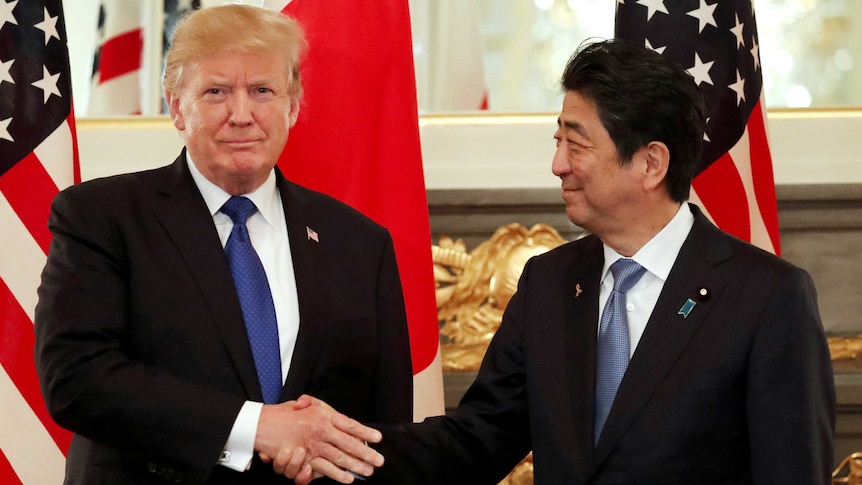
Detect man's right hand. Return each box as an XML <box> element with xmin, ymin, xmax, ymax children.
<box><xmin>255</xmin><ymin>394</ymin><xmax>384</xmax><ymax>483</ymax></box>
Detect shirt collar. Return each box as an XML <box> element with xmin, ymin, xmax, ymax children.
<box><xmin>602</xmin><ymin>203</ymin><xmax>694</xmax><ymax>282</ymax></box>
<box><xmin>186</xmin><ymin>153</ymin><xmax>280</xmax><ymax>229</ymax></box>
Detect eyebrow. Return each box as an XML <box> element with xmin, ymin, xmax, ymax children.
<box><xmin>557</xmin><ymin>118</ymin><xmax>591</xmax><ymax>141</ymax></box>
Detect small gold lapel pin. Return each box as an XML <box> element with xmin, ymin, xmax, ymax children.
<box><xmin>575</xmin><ymin>283</ymin><xmax>583</xmax><ymax>298</ymax></box>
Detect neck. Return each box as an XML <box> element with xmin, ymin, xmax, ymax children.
<box><xmin>601</xmin><ymin>201</ymin><xmax>683</xmax><ymax>257</ymax></box>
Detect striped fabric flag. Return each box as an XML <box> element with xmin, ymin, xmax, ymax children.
<box><xmin>615</xmin><ymin>0</ymin><xmax>780</xmax><ymax>254</ymax></box>
<box><xmin>0</xmin><ymin>0</ymin><xmax>79</xmax><ymax>483</ymax></box>
<box><xmin>263</xmin><ymin>0</ymin><xmax>445</xmax><ymax>420</ymax></box>
<box><xmin>88</xmin><ymin>0</ymin><xmax>144</xmax><ymax>115</ymax></box>
<box><xmin>163</xmin><ymin>0</ymin><xmax>199</xmax><ymax>60</ymax></box>
<box><xmin>161</xmin><ymin>0</ymin><xmax>199</xmax><ymax>114</ymax></box>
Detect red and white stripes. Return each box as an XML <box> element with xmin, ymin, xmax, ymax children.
<box><xmin>88</xmin><ymin>1</ymin><xmax>144</xmax><ymax>116</ymax></box>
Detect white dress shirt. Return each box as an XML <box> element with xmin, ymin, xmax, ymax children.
<box><xmin>599</xmin><ymin>204</ymin><xmax>694</xmax><ymax>356</ymax></box>
<box><xmin>187</xmin><ymin>157</ymin><xmax>300</xmax><ymax>471</ymax></box>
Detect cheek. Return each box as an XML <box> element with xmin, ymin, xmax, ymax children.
<box><xmin>191</xmin><ymin>108</ymin><xmax>226</xmax><ymax>135</ymax></box>
<box><xmin>570</xmin><ymin>158</ymin><xmax>590</xmax><ymax>179</ymax></box>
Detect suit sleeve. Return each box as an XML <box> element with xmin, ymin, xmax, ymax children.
<box><xmin>746</xmin><ymin>266</ymin><xmax>835</xmax><ymax>484</ymax></box>
<box><xmin>370</xmin><ymin>233</ymin><xmax>413</xmax><ymax>423</ymax></box>
<box><xmin>34</xmin><ymin>187</ymin><xmax>243</xmax><ymax>475</ymax></box>
<box><xmin>369</xmin><ymin>259</ymin><xmax>536</xmax><ymax>485</ymax></box>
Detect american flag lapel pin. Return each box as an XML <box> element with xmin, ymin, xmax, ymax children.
<box><xmin>306</xmin><ymin>226</ymin><xmax>319</xmax><ymax>242</ymax></box>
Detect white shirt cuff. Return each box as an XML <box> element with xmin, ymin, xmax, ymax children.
<box><xmin>219</xmin><ymin>401</ymin><xmax>263</xmax><ymax>472</ymax></box>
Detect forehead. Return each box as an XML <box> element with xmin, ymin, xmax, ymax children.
<box><xmin>558</xmin><ymin>91</ymin><xmax>606</xmax><ymax>140</ymax></box>
<box><xmin>187</xmin><ymin>50</ymin><xmax>290</xmax><ymax>83</ymax></box>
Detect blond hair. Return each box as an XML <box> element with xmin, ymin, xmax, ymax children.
<box><xmin>163</xmin><ymin>4</ymin><xmax>307</xmax><ymax>100</ymax></box>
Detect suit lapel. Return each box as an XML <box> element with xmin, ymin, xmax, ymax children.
<box><xmin>151</xmin><ymin>154</ymin><xmax>261</xmax><ymax>400</ymax></box>
<box><xmin>275</xmin><ymin>173</ymin><xmax>331</xmax><ymax>399</ymax></box>
<box><xmin>593</xmin><ymin>205</ymin><xmax>733</xmax><ymax>463</ymax></box>
<box><xmin>561</xmin><ymin>236</ymin><xmax>604</xmax><ymax>471</ymax></box>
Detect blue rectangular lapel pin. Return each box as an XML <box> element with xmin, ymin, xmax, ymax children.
<box><xmin>678</xmin><ymin>298</ymin><xmax>696</xmax><ymax>318</ymax></box>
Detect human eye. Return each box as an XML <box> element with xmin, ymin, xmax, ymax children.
<box><xmin>201</xmin><ymin>87</ymin><xmax>225</xmax><ymax>101</ymax></box>
<box><xmin>252</xmin><ymin>86</ymin><xmax>276</xmax><ymax>99</ymax></box>
<box><xmin>567</xmin><ymin>134</ymin><xmax>590</xmax><ymax>152</ymax></box>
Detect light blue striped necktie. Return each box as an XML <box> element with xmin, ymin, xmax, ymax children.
<box><xmin>221</xmin><ymin>196</ymin><xmax>282</xmax><ymax>404</ymax></box>
<box><xmin>594</xmin><ymin>258</ymin><xmax>646</xmax><ymax>445</ymax></box>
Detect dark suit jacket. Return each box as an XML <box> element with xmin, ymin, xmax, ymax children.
<box><xmin>371</xmin><ymin>204</ymin><xmax>834</xmax><ymax>485</ymax></box>
<box><xmin>34</xmin><ymin>153</ymin><xmax>412</xmax><ymax>484</ymax></box>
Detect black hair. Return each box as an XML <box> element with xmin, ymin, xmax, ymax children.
<box><xmin>561</xmin><ymin>39</ymin><xmax>706</xmax><ymax>202</ymax></box>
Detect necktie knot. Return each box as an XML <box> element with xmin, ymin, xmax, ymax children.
<box><xmin>221</xmin><ymin>196</ymin><xmax>258</xmax><ymax>225</ymax></box>
<box><xmin>610</xmin><ymin>258</ymin><xmax>646</xmax><ymax>294</ymax></box>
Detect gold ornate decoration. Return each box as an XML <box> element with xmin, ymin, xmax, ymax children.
<box><xmin>829</xmin><ymin>335</ymin><xmax>862</xmax><ymax>361</ymax></box>
<box><xmin>498</xmin><ymin>454</ymin><xmax>534</xmax><ymax>485</ymax></box>
<box><xmin>433</xmin><ymin>223</ymin><xmax>570</xmax><ymax>371</ymax></box>
<box><xmin>834</xmin><ymin>452</ymin><xmax>862</xmax><ymax>483</ymax></box>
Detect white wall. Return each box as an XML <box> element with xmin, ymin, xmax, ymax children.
<box><xmin>78</xmin><ymin>111</ymin><xmax>862</xmax><ymax>188</ymax></box>
<box><xmin>67</xmin><ymin>0</ymin><xmax>861</xmax><ymax>188</ymax></box>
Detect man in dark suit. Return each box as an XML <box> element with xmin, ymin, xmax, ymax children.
<box><xmin>343</xmin><ymin>39</ymin><xmax>833</xmax><ymax>485</ymax></box>
<box><xmin>34</xmin><ymin>5</ymin><xmax>410</xmax><ymax>484</ymax></box>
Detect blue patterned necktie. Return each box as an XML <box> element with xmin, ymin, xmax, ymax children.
<box><xmin>594</xmin><ymin>258</ymin><xmax>646</xmax><ymax>445</ymax></box>
<box><xmin>221</xmin><ymin>196</ymin><xmax>282</xmax><ymax>404</ymax></box>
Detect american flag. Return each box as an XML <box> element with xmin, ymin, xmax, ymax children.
<box><xmin>306</xmin><ymin>226</ymin><xmax>319</xmax><ymax>243</ymax></box>
<box><xmin>88</xmin><ymin>0</ymin><xmax>144</xmax><ymax>115</ymax></box>
<box><xmin>90</xmin><ymin>0</ymin><xmax>200</xmax><ymax>116</ymax></box>
<box><xmin>615</xmin><ymin>0</ymin><xmax>780</xmax><ymax>254</ymax></box>
<box><xmin>0</xmin><ymin>0</ymin><xmax>78</xmax><ymax>482</ymax></box>
<box><xmin>163</xmin><ymin>0</ymin><xmax>199</xmax><ymax>60</ymax></box>
<box><xmin>161</xmin><ymin>0</ymin><xmax>199</xmax><ymax>114</ymax></box>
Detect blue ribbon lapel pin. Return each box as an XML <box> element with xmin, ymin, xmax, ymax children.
<box><xmin>678</xmin><ymin>298</ymin><xmax>697</xmax><ymax>318</ymax></box>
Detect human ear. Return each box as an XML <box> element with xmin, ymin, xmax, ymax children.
<box><xmin>288</xmin><ymin>98</ymin><xmax>300</xmax><ymax>127</ymax></box>
<box><xmin>167</xmin><ymin>92</ymin><xmax>185</xmax><ymax>131</ymax></box>
<box><xmin>642</xmin><ymin>141</ymin><xmax>670</xmax><ymax>191</ymax></box>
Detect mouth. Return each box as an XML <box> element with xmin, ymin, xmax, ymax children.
<box><xmin>223</xmin><ymin>139</ymin><xmax>260</xmax><ymax>149</ymax></box>
<box><xmin>560</xmin><ymin>186</ymin><xmax>582</xmax><ymax>202</ymax></box>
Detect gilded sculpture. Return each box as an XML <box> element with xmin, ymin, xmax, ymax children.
<box><xmin>829</xmin><ymin>335</ymin><xmax>862</xmax><ymax>361</ymax></box>
<box><xmin>834</xmin><ymin>452</ymin><xmax>862</xmax><ymax>484</ymax></box>
<box><xmin>433</xmin><ymin>223</ymin><xmax>571</xmax><ymax>372</ymax></box>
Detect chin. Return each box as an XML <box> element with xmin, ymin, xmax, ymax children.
<box><xmin>225</xmin><ymin>152</ymin><xmax>269</xmax><ymax>169</ymax></box>
<box><xmin>565</xmin><ymin>208</ymin><xmax>590</xmax><ymax>231</ymax></box>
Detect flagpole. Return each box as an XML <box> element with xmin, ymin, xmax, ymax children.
<box><xmin>142</xmin><ymin>0</ymin><xmax>165</xmax><ymax>115</ymax></box>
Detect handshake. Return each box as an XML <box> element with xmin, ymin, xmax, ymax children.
<box><xmin>255</xmin><ymin>394</ymin><xmax>385</xmax><ymax>484</ymax></box>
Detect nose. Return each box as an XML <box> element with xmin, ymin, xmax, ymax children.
<box><xmin>551</xmin><ymin>142</ymin><xmax>571</xmax><ymax>178</ymax></box>
<box><xmin>228</xmin><ymin>92</ymin><xmax>254</xmax><ymax>126</ymax></box>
